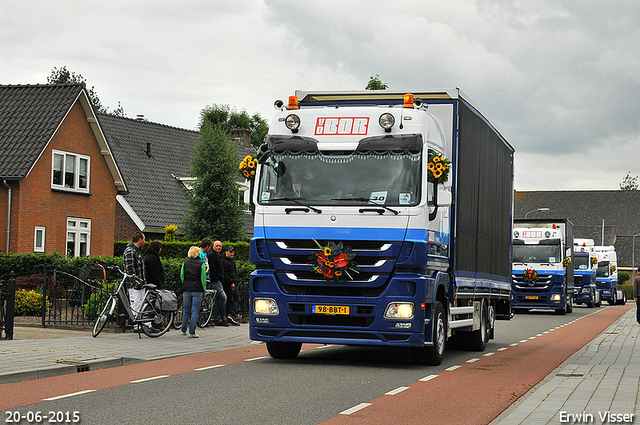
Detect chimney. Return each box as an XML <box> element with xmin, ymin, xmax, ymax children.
<box><xmin>146</xmin><ymin>142</ymin><xmax>152</xmax><ymax>158</ymax></box>
<box><xmin>136</xmin><ymin>114</ymin><xmax>146</xmax><ymax>121</ymax></box>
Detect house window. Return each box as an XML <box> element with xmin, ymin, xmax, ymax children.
<box><xmin>34</xmin><ymin>226</ymin><xmax>45</xmax><ymax>253</ymax></box>
<box><xmin>52</xmin><ymin>150</ymin><xmax>90</xmax><ymax>193</ymax></box>
<box><xmin>67</xmin><ymin>218</ymin><xmax>91</xmax><ymax>257</ymax></box>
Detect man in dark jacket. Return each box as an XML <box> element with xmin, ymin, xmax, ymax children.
<box><xmin>123</xmin><ymin>231</ymin><xmax>146</xmax><ymax>330</ymax></box>
<box><xmin>209</xmin><ymin>240</ymin><xmax>228</xmax><ymax>326</ymax></box>
<box><xmin>221</xmin><ymin>245</ymin><xmax>240</xmax><ymax>326</ymax></box>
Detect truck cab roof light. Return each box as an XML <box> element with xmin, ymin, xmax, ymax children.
<box><xmin>403</xmin><ymin>93</ymin><xmax>414</xmax><ymax>108</ymax></box>
<box><xmin>379</xmin><ymin>113</ymin><xmax>395</xmax><ymax>132</ymax></box>
<box><xmin>285</xmin><ymin>114</ymin><xmax>300</xmax><ymax>133</ymax></box>
<box><xmin>287</xmin><ymin>95</ymin><xmax>299</xmax><ymax>110</ymax></box>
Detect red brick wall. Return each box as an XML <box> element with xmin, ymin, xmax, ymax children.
<box><xmin>115</xmin><ymin>202</ymin><xmax>140</xmax><ymax>242</ymax></box>
<box><xmin>3</xmin><ymin>101</ymin><xmax>118</xmax><ymax>256</ymax></box>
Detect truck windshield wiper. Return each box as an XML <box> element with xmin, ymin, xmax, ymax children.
<box><xmin>331</xmin><ymin>197</ymin><xmax>399</xmax><ymax>215</ymax></box>
<box><xmin>270</xmin><ymin>197</ymin><xmax>322</xmax><ymax>214</ymax></box>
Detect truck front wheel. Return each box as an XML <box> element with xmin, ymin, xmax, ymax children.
<box><xmin>266</xmin><ymin>341</ymin><xmax>302</xmax><ymax>359</ymax></box>
<box><xmin>412</xmin><ymin>301</ymin><xmax>446</xmax><ymax>366</ymax></box>
<box><xmin>609</xmin><ymin>289</ymin><xmax>617</xmax><ymax>306</ymax></box>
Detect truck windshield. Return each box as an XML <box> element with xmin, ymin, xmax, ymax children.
<box><xmin>512</xmin><ymin>244</ymin><xmax>562</xmax><ymax>263</ymax></box>
<box><xmin>573</xmin><ymin>255</ymin><xmax>590</xmax><ymax>270</ymax></box>
<box><xmin>597</xmin><ymin>261</ymin><xmax>611</xmax><ymax>277</ymax></box>
<box><xmin>257</xmin><ymin>151</ymin><xmax>421</xmax><ymax>206</ymax></box>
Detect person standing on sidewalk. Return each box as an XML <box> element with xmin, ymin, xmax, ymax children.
<box><xmin>221</xmin><ymin>245</ymin><xmax>241</xmax><ymax>326</ymax></box>
<box><xmin>180</xmin><ymin>246</ymin><xmax>207</xmax><ymax>338</ymax></box>
<box><xmin>144</xmin><ymin>240</ymin><xmax>165</xmax><ymax>290</ymax></box>
<box><xmin>209</xmin><ymin>240</ymin><xmax>228</xmax><ymax>326</ymax></box>
<box><xmin>634</xmin><ymin>266</ymin><xmax>640</xmax><ymax>324</ymax></box>
<box><xmin>123</xmin><ymin>231</ymin><xmax>146</xmax><ymax>331</ymax></box>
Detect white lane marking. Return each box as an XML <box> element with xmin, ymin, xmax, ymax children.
<box><xmin>130</xmin><ymin>375</ymin><xmax>169</xmax><ymax>383</ymax></box>
<box><xmin>194</xmin><ymin>365</ymin><xmax>225</xmax><ymax>371</ymax></box>
<box><xmin>385</xmin><ymin>387</ymin><xmax>410</xmax><ymax>396</ymax></box>
<box><xmin>497</xmin><ymin>347</ymin><xmax>508</xmax><ymax>351</ymax></box>
<box><xmin>244</xmin><ymin>356</ymin><xmax>268</xmax><ymax>361</ymax></box>
<box><xmin>43</xmin><ymin>390</ymin><xmax>95</xmax><ymax>401</ymax></box>
<box><xmin>445</xmin><ymin>365</ymin><xmax>461</xmax><ymax>371</ymax></box>
<box><xmin>483</xmin><ymin>352</ymin><xmax>495</xmax><ymax>357</ymax></box>
<box><xmin>340</xmin><ymin>403</ymin><xmax>372</xmax><ymax>415</ymax></box>
<box><xmin>466</xmin><ymin>358</ymin><xmax>480</xmax><ymax>363</ymax></box>
<box><xmin>419</xmin><ymin>374</ymin><xmax>439</xmax><ymax>382</ymax></box>
<box><xmin>509</xmin><ymin>343</ymin><xmax>519</xmax><ymax>347</ymax></box>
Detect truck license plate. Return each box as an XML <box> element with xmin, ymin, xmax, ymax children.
<box><xmin>525</xmin><ymin>296</ymin><xmax>539</xmax><ymax>300</ymax></box>
<box><xmin>312</xmin><ymin>305</ymin><xmax>350</xmax><ymax>315</ymax></box>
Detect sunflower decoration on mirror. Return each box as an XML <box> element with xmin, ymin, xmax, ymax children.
<box><xmin>562</xmin><ymin>257</ymin><xmax>571</xmax><ymax>267</ymax></box>
<box><xmin>239</xmin><ymin>155</ymin><xmax>257</xmax><ymax>180</ymax></box>
<box><xmin>427</xmin><ymin>152</ymin><xmax>451</xmax><ymax>185</ymax></box>
<box><xmin>523</xmin><ymin>268</ymin><xmax>538</xmax><ymax>284</ymax></box>
<box><xmin>591</xmin><ymin>256</ymin><xmax>598</xmax><ymax>265</ymax></box>
<box><xmin>309</xmin><ymin>239</ymin><xmax>358</xmax><ymax>283</ymax></box>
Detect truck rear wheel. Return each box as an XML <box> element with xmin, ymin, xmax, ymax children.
<box><xmin>608</xmin><ymin>289</ymin><xmax>617</xmax><ymax>306</ymax></box>
<box><xmin>617</xmin><ymin>290</ymin><xmax>627</xmax><ymax>305</ymax></box>
<box><xmin>412</xmin><ymin>301</ymin><xmax>446</xmax><ymax>365</ymax></box>
<box><xmin>467</xmin><ymin>301</ymin><xmax>489</xmax><ymax>351</ymax></box>
<box><xmin>266</xmin><ymin>341</ymin><xmax>302</xmax><ymax>359</ymax></box>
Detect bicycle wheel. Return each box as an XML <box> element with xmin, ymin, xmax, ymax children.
<box><xmin>197</xmin><ymin>294</ymin><xmax>214</xmax><ymax>328</ymax></box>
<box><xmin>172</xmin><ymin>294</ymin><xmax>184</xmax><ymax>330</ymax></box>
<box><xmin>140</xmin><ymin>302</ymin><xmax>174</xmax><ymax>338</ymax></box>
<box><xmin>92</xmin><ymin>295</ymin><xmax>116</xmax><ymax>338</ymax></box>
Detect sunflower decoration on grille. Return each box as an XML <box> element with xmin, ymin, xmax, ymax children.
<box><xmin>562</xmin><ymin>256</ymin><xmax>571</xmax><ymax>267</ymax></box>
<box><xmin>239</xmin><ymin>155</ymin><xmax>257</xmax><ymax>180</ymax></box>
<box><xmin>427</xmin><ymin>152</ymin><xmax>451</xmax><ymax>185</ymax></box>
<box><xmin>309</xmin><ymin>239</ymin><xmax>358</xmax><ymax>283</ymax></box>
<box><xmin>523</xmin><ymin>268</ymin><xmax>538</xmax><ymax>284</ymax></box>
<box><xmin>591</xmin><ymin>256</ymin><xmax>598</xmax><ymax>265</ymax></box>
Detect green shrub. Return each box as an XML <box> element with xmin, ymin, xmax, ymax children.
<box><xmin>83</xmin><ymin>281</ymin><xmax>118</xmax><ymax>320</ymax></box>
<box><xmin>14</xmin><ymin>289</ymin><xmax>46</xmax><ymax>316</ymax></box>
<box><xmin>618</xmin><ymin>271</ymin><xmax>630</xmax><ymax>284</ymax></box>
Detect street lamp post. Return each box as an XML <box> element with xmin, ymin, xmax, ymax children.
<box><xmin>524</xmin><ymin>207</ymin><xmax>550</xmax><ymax>219</ymax></box>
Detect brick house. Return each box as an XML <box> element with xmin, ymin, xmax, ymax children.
<box><xmin>0</xmin><ymin>84</ymin><xmax>126</xmax><ymax>256</ymax></box>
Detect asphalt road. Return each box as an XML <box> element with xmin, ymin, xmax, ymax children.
<box><xmin>2</xmin><ymin>305</ymin><xmax>614</xmax><ymax>425</ymax></box>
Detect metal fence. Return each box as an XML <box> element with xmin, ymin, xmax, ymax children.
<box><xmin>1</xmin><ymin>272</ymin><xmax>16</xmax><ymax>339</ymax></box>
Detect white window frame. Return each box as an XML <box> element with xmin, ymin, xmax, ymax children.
<box><xmin>66</xmin><ymin>217</ymin><xmax>91</xmax><ymax>257</ymax></box>
<box><xmin>51</xmin><ymin>150</ymin><xmax>90</xmax><ymax>193</ymax></box>
<box><xmin>34</xmin><ymin>226</ymin><xmax>46</xmax><ymax>253</ymax></box>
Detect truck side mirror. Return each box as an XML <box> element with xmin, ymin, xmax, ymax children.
<box><xmin>436</xmin><ymin>188</ymin><xmax>452</xmax><ymax>207</ymax></box>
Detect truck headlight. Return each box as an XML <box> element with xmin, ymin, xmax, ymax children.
<box><xmin>580</xmin><ymin>287</ymin><xmax>591</xmax><ymax>294</ymax></box>
<box><xmin>384</xmin><ymin>302</ymin><xmax>414</xmax><ymax>319</ymax></box>
<box><xmin>253</xmin><ymin>298</ymin><xmax>279</xmax><ymax>315</ymax></box>
<box><xmin>285</xmin><ymin>114</ymin><xmax>300</xmax><ymax>132</ymax></box>
<box><xmin>550</xmin><ymin>294</ymin><xmax>561</xmax><ymax>302</ymax></box>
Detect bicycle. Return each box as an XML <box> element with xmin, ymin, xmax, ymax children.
<box><xmin>172</xmin><ymin>288</ymin><xmax>216</xmax><ymax>330</ymax></box>
<box><xmin>92</xmin><ymin>266</ymin><xmax>174</xmax><ymax>338</ymax></box>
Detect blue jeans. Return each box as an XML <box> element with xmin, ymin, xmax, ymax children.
<box><xmin>181</xmin><ymin>291</ymin><xmax>203</xmax><ymax>335</ymax></box>
<box><xmin>210</xmin><ymin>280</ymin><xmax>227</xmax><ymax>322</ymax></box>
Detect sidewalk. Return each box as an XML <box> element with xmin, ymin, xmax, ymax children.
<box><xmin>0</xmin><ymin>323</ymin><xmax>254</xmax><ymax>385</ymax></box>
<box><xmin>491</xmin><ymin>307</ymin><xmax>640</xmax><ymax>424</ymax></box>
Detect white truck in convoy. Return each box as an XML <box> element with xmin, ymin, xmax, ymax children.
<box><xmin>573</xmin><ymin>238</ymin><xmax>600</xmax><ymax>308</ymax></box>
<box><xmin>593</xmin><ymin>245</ymin><xmax>626</xmax><ymax>305</ymax></box>
<box><xmin>248</xmin><ymin>89</ymin><xmax>514</xmax><ymax>365</ymax></box>
<box><xmin>511</xmin><ymin>219</ymin><xmax>574</xmax><ymax>314</ymax></box>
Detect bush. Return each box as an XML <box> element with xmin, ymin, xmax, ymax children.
<box><xmin>14</xmin><ymin>289</ymin><xmax>46</xmax><ymax>316</ymax></box>
<box><xmin>83</xmin><ymin>281</ymin><xmax>117</xmax><ymax>320</ymax></box>
<box><xmin>618</xmin><ymin>271</ymin><xmax>630</xmax><ymax>284</ymax></box>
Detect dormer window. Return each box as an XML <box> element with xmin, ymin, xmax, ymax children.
<box><xmin>52</xmin><ymin>150</ymin><xmax>90</xmax><ymax>193</ymax></box>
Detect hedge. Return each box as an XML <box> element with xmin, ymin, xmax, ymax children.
<box><xmin>1</xmin><ymin>246</ymin><xmax>254</xmax><ymax>295</ymax></box>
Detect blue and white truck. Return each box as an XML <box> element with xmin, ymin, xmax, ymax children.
<box><xmin>511</xmin><ymin>219</ymin><xmax>574</xmax><ymax>314</ymax></box>
<box><xmin>573</xmin><ymin>238</ymin><xmax>600</xmax><ymax>308</ymax></box>
<box><xmin>248</xmin><ymin>89</ymin><xmax>514</xmax><ymax>365</ymax></box>
<box><xmin>593</xmin><ymin>245</ymin><xmax>626</xmax><ymax>305</ymax></box>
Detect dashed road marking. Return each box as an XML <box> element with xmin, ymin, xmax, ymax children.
<box><xmin>419</xmin><ymin>374</ymin><xmax>439</xmax><ymax>382</ymax></box>
<box><xmin>194</xmin><ymin>365</ymin><xmax>225</xmax><ymax>371</ymax></box>
<box><xmin>130</xmin><ymin>375</ymin><xmax>169</xmax><ymax>383</ymax></box>
<box><xmin>43</xmin><ymin>390</ymin><xmax>95</xmax><ymax>401</ymax></box>
<box><xmin>340</xmin><ymin>403</ymin><xmax>371</xmax><ymax>415</ymax></box>
<box><xmin>385</xmin><ymin>386</ymin><xmax>410</xmax><ymax>396</ymax></box>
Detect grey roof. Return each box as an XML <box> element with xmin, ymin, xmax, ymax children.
<box><xmin>98</xmin><ymin>114</ymin><xmax>199</xmax><ymax>231</ymax></box>
<box><xmin>515</xmin><ymin>190</ymin><xmax>640</xmax><ymax>268</ymax></box>
<box><xmin>0</xmin><ymin>84</ymin><xmax>83</xmax><ymax>178</ymax></box>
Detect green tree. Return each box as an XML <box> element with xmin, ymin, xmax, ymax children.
<box><xmin>200</xmin><ymin>104</ymin><xmax>268</xmax><ymax>147</ymax></box>
<box><xmin>47</xmin><ymin>66</ymin><xmax>125</xmax><ymax>116</ymax></box>
<box><xmin>619</xmin><ymin>171</ymin><xmax>638</xmax><ymax>190</ymax></box>
<box><xmin>182</xmin><ymin>118</ymin><xmax>246</xmax><ymax>241</ymax></box>
<box><xmin>365</xmin><ymin>74</ymin><xmax>389</xmax><ymax>90</ymax></box>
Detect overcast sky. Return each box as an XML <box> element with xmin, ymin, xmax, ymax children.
<box><xmin>2</xmin><ymin>1</ymin><xmax>638</xmax><ymax>191</ymax></box>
